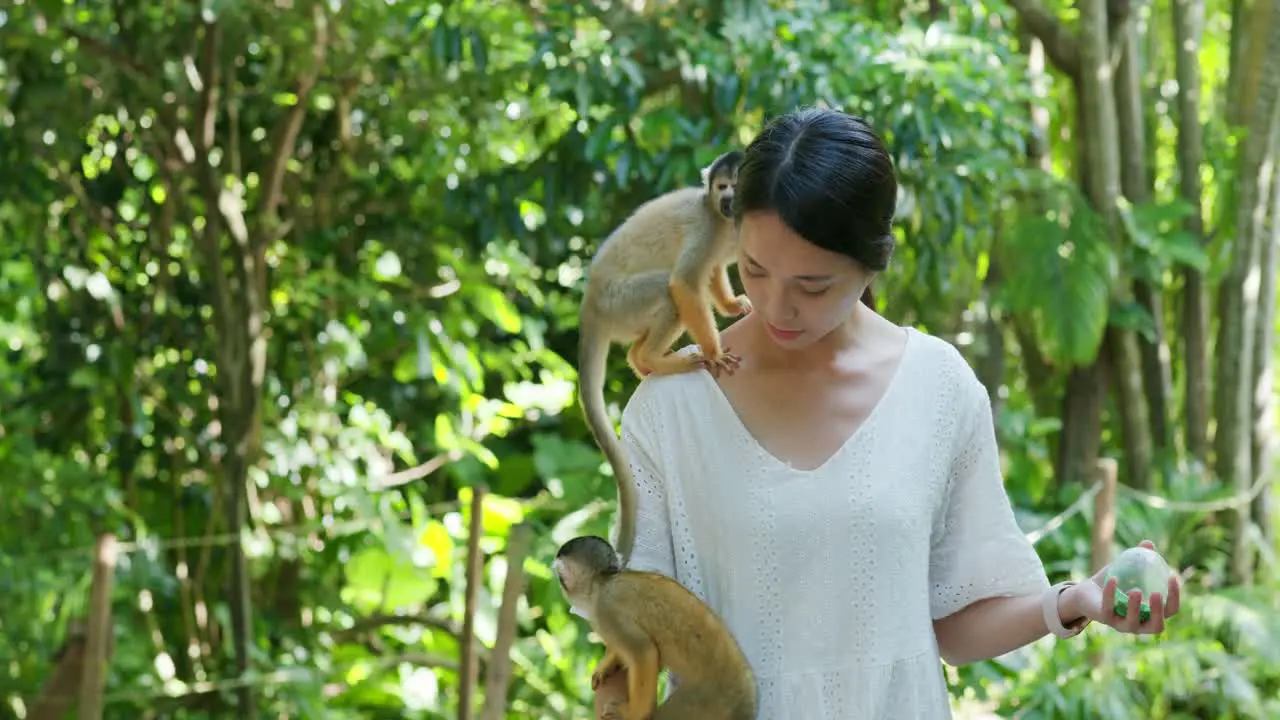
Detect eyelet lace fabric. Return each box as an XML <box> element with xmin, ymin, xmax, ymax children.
<box><xmin>615</xmin><ymin>328</ymin><xmax>1050</xmax><ymax>719</ymax></box>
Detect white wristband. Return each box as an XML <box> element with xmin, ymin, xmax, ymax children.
<box><xmin>1042</xmin><ymin>581</ymin><xmax>1090</xmax><ymax>638</ymax></box>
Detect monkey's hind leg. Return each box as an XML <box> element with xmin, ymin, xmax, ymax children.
<box><xmin>667</xmin><ymin>276</ymin><xmax>740</xmax><ymax>376</ymax></box>
<box><xmin>626</xmin><ymin>330</ymin><xmax>653</xmax><ymax>377</ymax></box>
<box><xmin>630</xmin><ymin>302</ymin><xmax>702</xmax><ymax>377</ymax></box>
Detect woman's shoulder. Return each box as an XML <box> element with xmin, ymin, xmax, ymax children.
<box><xmin>899</xmin><ymin>326</ymin><xmax>989</xmax><ymax>408</ymax></box>
<box><xmin>902</xmin><ymin>324</ymin><xmax>979</xmax><ymax>370</ymax></box>
<box><xmin>620</xmin><ymin>345</ymin><xmax>712</xmax><ymax>425</ymax></box>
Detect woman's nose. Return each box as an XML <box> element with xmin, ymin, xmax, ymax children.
<box><xmin>764</xmin><ymin>289</ymin><xmax>797</xmax><ymax>321</ymax></box>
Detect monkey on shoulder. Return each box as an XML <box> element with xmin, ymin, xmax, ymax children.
<box><xmin>554</xmin><ymin>535</ymin><xmax>758</xmax><ymax>720</ymax></box>
<box><xmin>577</xmin><ymin>149</ymin><xmax>750</xmax><ymax>383</ymax></box>
<box><xmin>576</xmin><ymin>150</ymin><xmax>749</xmax><ymax>571</ymax></box>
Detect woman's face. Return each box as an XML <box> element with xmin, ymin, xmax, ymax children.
<box><xmin>737</xmin><ymin>210</ymin><xmax>870</xmax><ymax>350</ymax></box>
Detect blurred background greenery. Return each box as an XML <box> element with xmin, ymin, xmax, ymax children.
<box><xmin>1</xmin><ymin>0</ymin><xmax>1278</xmax><ymax>718</ymax></box>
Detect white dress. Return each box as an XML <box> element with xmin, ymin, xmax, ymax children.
<box><xmin>614</xmin><ymin>326</ymin><xmax>1050</xmax><ymax>719</ymax></box>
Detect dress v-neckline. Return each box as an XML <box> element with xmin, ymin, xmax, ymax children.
<box><xmin>698</xmin><ymin>326</ymin><xmax>916</xmax><ymax>475</ymax></box>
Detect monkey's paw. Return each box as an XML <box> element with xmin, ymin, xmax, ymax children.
<box><xmin>591</xmin><ymin>659</ymin><xmax>624</xmax><ymax>690</ymax></box>
<box><xmin>698</xmin><ymin>350</ymin><xmax>741</xmax><ymax>377</ymax></box>
<box><xmin>730</xmin><ymin>294</ymin><xmax>753</xmax><ymax>316</ymax></box>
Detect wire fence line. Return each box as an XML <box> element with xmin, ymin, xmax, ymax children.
<box><xmin>1119</xmin><ymin>470</ymin><xmax>1272</xmax><ymax>512</ymax></box>
<box><xmin>1</xmin><ymin>472</ymin><xmax>1272</xmax><ymax>565</ymax></box>
<box><xmin>1023</xmin><ymin>464</ymin><xmax>1273</xmax><ymax>545</ymax></box>
<box><xmin>36</xmin><ymin>666</ymin><xmax>334</xmax><ymax>706</ymax></box>
<box><xmin>0</xmin><ymin>499</ymin><xmax>462</xmax><ymax>564</ymax></box>
<box><xmin>1024</xmin><ymin>482</ymin><xmax>1103</xmax><ymax>546</ymax></box>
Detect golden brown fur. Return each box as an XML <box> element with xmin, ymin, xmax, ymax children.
<box><xmin>554</xmin><ymin>536</ymin><xmax>758</xmax><ymax>720</ymax></box>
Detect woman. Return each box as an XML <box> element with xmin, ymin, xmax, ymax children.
<box><xmin>591</xmin><ymin>107</ymin><xmax>1181</xmax><ymax>719</ymax></box>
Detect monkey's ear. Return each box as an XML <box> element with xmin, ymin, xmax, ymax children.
<box><xmin>700</xmin><ymin>150</ymin><xmax>745</xmax><ymax>186</ymax></box>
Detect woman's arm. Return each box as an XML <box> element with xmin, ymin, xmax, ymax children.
<box><xmin>928</xmin><ymin>369</ymin><xmax>1181</xmax><ymax>666</ymax></box>
<box><xmin>932</xmin><ymin>590</ymin><xmax>1071</xmax><ymax>666</ymax></box>
<box><xmin>935</xmin><ymin>540</ymin><xmax>1182</xmax><ymax>666</ymax></box>
<box><xmin>927</xmin><ymin>370</ymin><xmax>1057</xmax><ymax>662</ymax></box>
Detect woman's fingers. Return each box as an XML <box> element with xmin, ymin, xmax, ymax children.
<box><xmin>1165</xmin><ymin>574</ymin><xmax>1182</xmax><ymax>617</ymax></box>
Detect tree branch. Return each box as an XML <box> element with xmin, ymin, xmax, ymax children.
<box><xmin>370</xmin><ymin>450</ymin><xmax>462</xmax><ymax>490</ymax></box>
<box><xmin>1007</xmin><ymin>0</ymin><xmax>1143</xmax><ymax>80</ymax></box>
<box><xmin>330</xmin><ymin>613</ymin><xmax>463</xmax><ymax>641</ymax></box>
<box><xmin>259</xmin><ymin>4</ymin><xmax>330</xmax><ymax>238</ymax></box>
<box><xmin>62</xmin><ymin>27</ymin><xmax>189</xmax><ymax>164</ymax></box>
<box><xmin>194</xmin><ymin>21</ymin><xmax>220</xmax><ymax>153</ymax></box>
<box><xmin>1006</xmin><ymin>0</ymin><xmax>1081</xmax><ymax>78</ymax></box>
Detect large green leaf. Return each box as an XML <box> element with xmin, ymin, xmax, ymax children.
<box><xmin>998</xmin><ymin>185</ymin><xmax>1118</xmax><ymax>367</ymax></box>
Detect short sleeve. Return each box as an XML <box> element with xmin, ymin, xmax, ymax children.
<box><xmin>613</xmin><ymin>389</ymin><xmax>677</xmax><ymax>578</ymax></box>
<box><xmin>928</xmin><ymin>376</ymin><xmax>1049</xmax><ymax>620</ymax></box>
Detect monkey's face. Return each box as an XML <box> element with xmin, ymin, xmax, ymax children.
<box><xmin>703</xmin><ymin>150</ymin><xmax>744</xmax><ymax>219</ymax></box>
<box><xmin>553</xmin><ymin>536</ymin><xmax>619</xmax><ymax>604</ymax></box>
<box><xmin>552</xmin><ymin>555</ymin><xmax>589</xmax><ymax>601</ymax></box>
<box><xmin>710</xmin><ymin>171</ymin><xmax>737</xmax><ymax>219</ymax></box>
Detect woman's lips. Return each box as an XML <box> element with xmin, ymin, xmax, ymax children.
<box><xmin>767</xmin><ymin>322</ymin><xmax>803</xmax><ymax>341</ymax></box>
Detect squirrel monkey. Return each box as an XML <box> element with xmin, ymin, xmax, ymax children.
<box><xmin>577</xmin><ymin>150</ymin><xmax>749</xmax><ymax>566</ymax></box>
<box><xmin>554</xmin><ymin>536</ymin><xmax>758</xmax><ymax>720</ymax></box>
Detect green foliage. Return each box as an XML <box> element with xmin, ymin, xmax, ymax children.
<box><xmin>997</xmin><ymin>176</ymin><xmax>1118</xmax><ymax>367</ymax></box>
<box><xmin>992</xmin><ymin>586</ymin><xmax>1280</xmax><ymax>720</ymax></box>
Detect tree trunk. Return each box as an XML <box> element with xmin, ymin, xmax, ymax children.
<box><xmin>1173</xmin><ymin>0</ymin><xmax>1211</xmax><ymax>465</ymax></box>
<box><xmin>1056</xmin><ymin>0</ymin><xmax>1123</xmax><ymax>492</ymax></box>
<box><xmin>1107</xmin><ymin>326</ymin><xmax>1155</xmax><ymax>487</ymax></box>
<box><xmin>977</xmin><ymin>260</ymin><xmax>1007</xmax><ymax>420</ymax></box>
<box><xmin>1113</xmin><ymin>15</ymin><xmax>1159</xmax><ymax>487</ymax></box>
<box><xmin>1251</xmin><ymin>140</ymin><xmax>1280</xmax><ymax>553</ymax></box>
<box><xmin>1009</xmin><ymin>29</ymin><xmax>1060</xmax><ymax>424</ymax></box>
<box><xmin>185</xmin><ymin>10</ymin><xmax>325</xmax><ymax>712</ymax></box>
<box><xmin>1214</xmin><ymin>0</ymin><xmax>1280</xmax><ymax>586</ymax></box>
<box><xmin>1010</xmin><ymin>0</ymin><xmax>1137</xmax><ymax>490</ymax></box>
<box><xmin>1226</xmin><ymin>0</ymin><xmax>1250</xmax><ymax>112</ymax></box>
<box><xmin>1058</xmin><ymin>362</ymin><xmax>1112</xmax><ymax>488</ymax></box>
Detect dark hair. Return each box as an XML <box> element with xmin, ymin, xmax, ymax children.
<box><xmin>732</xmin><ymin>107</ymin><xmax>898</xmax><ymax>307</ymax></box>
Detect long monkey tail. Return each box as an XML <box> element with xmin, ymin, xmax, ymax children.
<box><xmin>576</xmin><ymin>316</ymin><xmax>639</xmax><ymax>566</ymax></box>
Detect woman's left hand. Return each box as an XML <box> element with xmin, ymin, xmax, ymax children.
<box><xmin>1064</xmin><ymin>539</ymin><xmax>1182</xmax><ymax>635</ymax></box>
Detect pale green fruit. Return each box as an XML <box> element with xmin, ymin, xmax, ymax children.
<box><xmin>1103</xmin><ymin>546</ymin><xmax>1173</xmax><ymax>622</ymax></box>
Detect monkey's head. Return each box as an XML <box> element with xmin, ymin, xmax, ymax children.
<box><xmin>553</xmin><ymin>535</ymin><xmax>621</xmax><ymax>607</ymax></box>
<box><xmin>702</xmin><ymin>150</ymin><xmax>744</xmax><ymax>220</ymax></box>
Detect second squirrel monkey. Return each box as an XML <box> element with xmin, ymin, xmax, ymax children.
<box><xmin>554</xmin><ymin>535</ymin><xmax>758</xmax><ymax>720</ymax></box>
<box><xmin>577</xmin><ymin>150</ymin><xmax>749</xmax><ymax>566</ymax></box>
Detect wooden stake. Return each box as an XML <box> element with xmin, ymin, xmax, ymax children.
<box><xmin>458</xmin><ymin>485</ymin><xmax>487</xmax><ymax>720</ymax></box>
<box><xmin>1091</xmin><ymin>458</ymin><xmax>1119</xmax><ymax>574</ymax></box>
<box><xmin>479</xmin><ymin>523</ymin><xmax>533</xmax><ymax>720</ymax></box>
<box><xmin>79</xmin><ymin>534</ymin><xmax>119</xmax><ymax>720</ymax></box>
